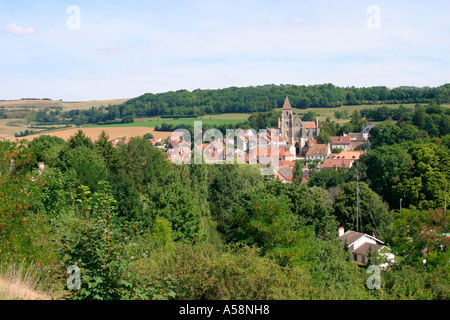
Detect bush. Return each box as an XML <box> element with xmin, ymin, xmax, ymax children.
<box><xmin>140</xmin><ymin>243</ymin><xmax>311</xmax><ymax>300</ymax></box>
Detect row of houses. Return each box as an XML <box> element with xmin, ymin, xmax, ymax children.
<box><xmin>108</xmin><ymin>120</ymin><xmax>373</xmax><ymax>185</ymax></box>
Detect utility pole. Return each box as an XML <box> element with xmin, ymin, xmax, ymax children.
<box><xmin>9</xmin><ymin>159</ymin><xmax>14</xmax><ymax>175</ymax></box>
<box><xmin>445</xmin><ymin>195</ymin><xmax>447</xmax><ymax>232</ymax></box>
<box><xmin>400</xmin><ymin>198</ymin><xmax>402</xmax><ymax>212</ymax></box>
<box><xmin>356</xmin><ymin>162</ymin><xmax>360</xmax><ymax>233</ymax></box>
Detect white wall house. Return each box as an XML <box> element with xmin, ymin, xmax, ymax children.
<box><xmin>338</xmin><ymin>227</ymin><xmax>395</xmax><ymax>270</ymax></box>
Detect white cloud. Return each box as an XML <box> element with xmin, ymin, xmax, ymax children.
<box><xmin>3</xmin><ymin>24</ymin><xmax>36</xmax><ymax>35</ymax></box>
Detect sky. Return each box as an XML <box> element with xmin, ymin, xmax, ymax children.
<box><xmin>0</xmin><ymin>0</ymin><xmax>449</xmax><ymax>101</ymax></box>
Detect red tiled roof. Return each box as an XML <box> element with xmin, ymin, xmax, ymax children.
<box><xmin>302</xmin><ymin>121</ymin><xmax>317</xmax><ymax>129</ymax></box>
<box><xmin>306</xmin><ymin>144</ymin><xmax>329</xmax><ymax>156</ymax></box>
<box><xmin>330</xmin><ymin>150</ymin><xmax>364</xmax><ymax>160</ymax></box>
<box><xmin>322</xmin><ymin>158</ymin><xmax>354</xmax><ymax>169</ymax></box>
<box><xmin>278</xmin><ymin>160</ymin><xmax>295</xmax><ymax>167</ymax></box>
<box><xmin>250</xmin><ymin>148</ymin><xmax>293</xmax><ymax>158</ymax></box>
<box><xmin>330</xmin><ymin>136</ymin><xmax>351</xmax><ymax>145</ymax></box>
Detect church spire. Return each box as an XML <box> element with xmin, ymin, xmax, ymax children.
<box><xmin>282</xmin><ymin>96</ymin><xmax>292</xmax><ymax>110</ymax></box>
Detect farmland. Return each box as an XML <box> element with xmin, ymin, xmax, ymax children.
<box><xmin>0</xmin><ymin>98</ymin><xmax>130</xmax><ymax>111</ymax></box>
<box><xmin>90</xmin><ymin>114</ymin><xmax>251</xmax><ymax>128</ymax></box>
<box><xmin>8</xmin><ymin>127</ymin><xmax>172</xmax><ymax>142</ymax></box>
<box><xmin>1</xmin><ymin>100</ymin><xmax>448</xmax><ymax>141</ymax></box>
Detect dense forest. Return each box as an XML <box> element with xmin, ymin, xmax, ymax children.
<box><xmin>8</xmin><ymin>83</ymin><xmax>450</xmax><ymax>127</ymax></box>
<box><xmin>0</xmin><ymin>102</ymin><xmax>449</xmax><ymax>300</ymax></box>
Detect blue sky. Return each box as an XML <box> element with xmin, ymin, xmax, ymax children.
<box><xmin>1</xmin><ymin>0</ymin><xmax>449</xmax><ymax>101</ymax></box>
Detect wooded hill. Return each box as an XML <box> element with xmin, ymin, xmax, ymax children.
<box><xmin>116</xmin><ymin>83</ymin><xmax>450</xmax><ymax>117</ymax></box>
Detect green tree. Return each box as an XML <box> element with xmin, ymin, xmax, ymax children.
<box><xmin>68</xmin><ymin>130</ymin><xmax>94</xmax><ymax>149</ymax></box>
<box><xmin>28</xmin><ymin>135</ymin><xmax>67</xmax><ymax>167</ymax></box>
<box><xmin>292</xmin><ymin>160</ymin><xmax>303</xmax><ymax>183</ymax></box>
<box><xmin>62</xmin><ymin>146</ymin><xmax>109</xmax><ymax>191</ymax></box>
<box><xmin>94</xmin><ymin>130</ymin><xmax>118</xmax><ymax>171</ymax></box>
<box><xmin>334</xmin><ymin>181</ymin><xmax>391</xmax><ymax>236</ymax></box>
<box><xmin>301</xmin><ymin>111</ymin><xmax>318</xmax><ymax>121</ymax></box>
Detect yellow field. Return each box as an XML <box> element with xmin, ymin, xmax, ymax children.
<box><xmin>7</xmin><ymin>127</ymin><xmax>172</xmax><ymax>142</ymax></box>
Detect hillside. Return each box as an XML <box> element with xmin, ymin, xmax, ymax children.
<box><xmin>118</xmin><ymin>83</ymin><xmax>450</xmax><ymax>118</ymax></box>
<box><xmin>0</xmin><ymin>98</ymin><xmax>130</xmax><ymax>111</ymax></box>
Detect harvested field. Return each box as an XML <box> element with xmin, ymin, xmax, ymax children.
<box><xmin>8</xmin><ymin>127</ymin><xmax>172</xmax><ymax>142</ymax></box>
<box><xmin>0</xmin><ymin>98</ymin><xmax>130</xmax><ymax>111</ymax></box>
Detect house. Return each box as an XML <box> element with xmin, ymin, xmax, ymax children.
<box><xmin>347</xmin><ymin>132</ymin><xmax>367</xmax><ymax>151</ymax></box>
<box><xmin>110</xmin><ymin>138</ymin><xmax>129</xmax><ymax>147</ymax></box>
<box><xmin>322</xmin><ymin>150</ymin><xmax>365</xmax><ymax>170</ymax></box>
<box><xmin>167</xmin><ymin>131</ymin><xmax>186</xmax><ymax>148</ymax></box>
<box><xmin>330</xmin><ymin>150</ymin><xmax>364</xmax><ymax>160</ymax></box>
<box><xmin>274</xmin><ymin>166</ymin><xmax>294</xmax><ymax>183</ymax></box>
<box><xmin>273</xmin><ymin>160</ymin><xmax>295</xmax><ymax>183</ymax></box>
<box><xmin>338</xmin><ymin>227</ymin><xmax>395</xmax><ymax>269</ymax></box>
<box><xmin>321</xmin><ymin>158</ymin><xmax>354</xmax><ymax>170</ymax></box>
<box><xmin>330</xmin><ymin>135</ymin><xmax>351</xmax><ymax>151</ymax></box>
<box><xmin>305</xmin><ymin>143</ymin><xmax>331</xmax><ymax>160</ymax></box>
<box><xmin>361</xmin><ymin>121</ymin><xmax>376</xmax><ymax>139</ymax></box>
<box><xmin>248</xmin><ymin>147</ymin><xmax>294</xmax><ymax>164</ymax></box>
<box><xmin>149</xmin><ymin>137</ymin><xmax>162</xmax><ymax>145</ymax></box>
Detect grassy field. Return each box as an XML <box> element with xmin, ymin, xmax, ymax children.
<box><xmin>283</xmin><ymin>103</ymin><xmax>436</xmax><ymax>124</ymax></box>
<box><xmin>90</xmin><ymin>115</ymin><xmax>251</xmax><ymax>129</ymax></box>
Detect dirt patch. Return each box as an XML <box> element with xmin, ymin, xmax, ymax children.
<box><xmin>8</xmin><ymin>127</ymin><xmax>172</xmax><ymax>142</ymax></box>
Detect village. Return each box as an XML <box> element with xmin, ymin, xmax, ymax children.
<box><xmin>108</xmin><ymin>97</ymin><xmax>375</xmax><ymax>185</ymax></box>
<box><xmin>105</xmin><ymin>98</ymin><xmax>396</xmax><ymax>269</ymax></box>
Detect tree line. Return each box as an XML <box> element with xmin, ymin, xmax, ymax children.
<box><xmin>23</xmin><ymin>83</ymin><xmax>450</xmax><ymax>125</ymax></box>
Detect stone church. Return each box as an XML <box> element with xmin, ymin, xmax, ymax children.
<box><xmin>278</xmin><ymin>96</ymin><xmax>319</xmax><ymax>157</ymax></box>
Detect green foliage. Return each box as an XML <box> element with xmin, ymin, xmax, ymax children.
<box><xmin>28</xmin><ymin>135</ymin><xmax>67</xmax><ymax>167</ymax></box>
<box><xmin>333</xmin><ymin>181</ymin><xmax>391</xmax><ymax>236</ymax></box>
<box><xmin>359</xmin><ymin>144</ymin><xmax>412</xmax><ymax>208</ymax></box>
<box><xmin>308</xmin><ymin>166</ymin><xmax>351</xmax><ymax>189</ymax></box>
<box><xmin>392</xmin><ymin>143</ymin><xmax>449</xmax><ymax>210</ymax></box>
<box><xmin>301</xmin><ymin>111</ymin><xmax>318</xmax><ymax>121</ymax></box>
<box><xmin>151</xmin><ymin>216</ymin><xmax>174</xmax><ymax>249</ymax></box>
<box><xmin>68</xmin><ymin>130</ymin><xmax>94</xmax><ymax>149</ymax></box>
<box><xmin>0</xmin><ymin>141</ymin><xmax>57</xmax><ymax>265</ymax></box>
<box><xmin>61</xmin><ymin>146</ymin><xmax>109</xmax><ymax>191</ymax></box>
<box><xmin>142</xmin><ymin>243</ymin><xmax>311</xmax><ymax>300</ymax></box>
<box><xmin>94</xmin><ymin>130</ymin><xmax>118</xmax><ymax>170</ymax></box>
<box><xmin>143</xmin><ymin>132</ymin><xmax>154</xmax><ymax>140</ymax></box>
<box><xmin>316</xmin><ymin>131</ymin><xmax>331</xmax><ymax>144</ymax></box>
<box><xmin>0</xmin><ymin>99</ymin><xmax>449</xmax><ymax>300</ymax></box>
<box><xmin>292</xmin><ymin>160</ymin><xmax>303</xmax><ymax>183</ymax></box>
<box><xmin>61</xmin><ymin>182</ymin><xmax>175</xmax><ymax>300</ymax></box>
<box><xmin>307</xmin><ymin>239</ymin><xmax>369</xmax><ymax>299</ymax></box>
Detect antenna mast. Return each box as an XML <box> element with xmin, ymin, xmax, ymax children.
<box><xmin>356</xmin><ymin>161</ymin><xmax>360</xmax><ymax>233</ymax></box>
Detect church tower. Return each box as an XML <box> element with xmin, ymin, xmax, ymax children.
<box><xmin>281</xmin><ymin>96</ymin><xmax>293</xmax><ymax>145</ymax></box>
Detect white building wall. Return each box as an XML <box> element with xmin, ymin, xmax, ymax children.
<box><xmin>352</xmin><ymin>236</ymin><xmax>377</xmax><ymax>250</ymax></box>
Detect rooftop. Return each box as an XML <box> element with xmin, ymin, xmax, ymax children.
<box><xmin>306</xmin><ymin>143</ymin><xmax>329</xmax><ymax>155</ymax></box>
